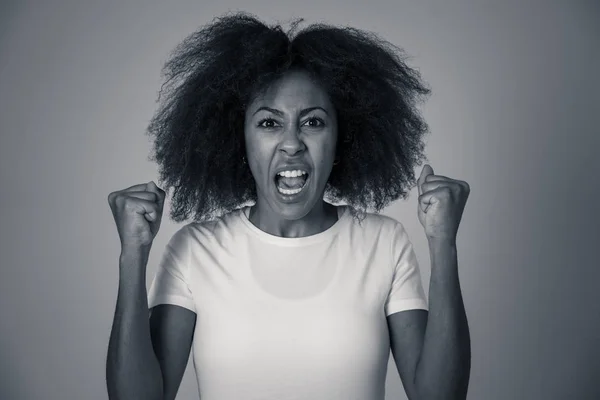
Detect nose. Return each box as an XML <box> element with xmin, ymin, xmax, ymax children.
<box><xmin>279</xmin><ymin>126</ymin><xmax>306</xmax><ymax>156</ymax></box>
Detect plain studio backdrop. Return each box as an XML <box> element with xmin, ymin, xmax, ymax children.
<box><xmin>0</xmin><ymin>1</ymin><xmax>598</xmax><ymax>399</ymax></box>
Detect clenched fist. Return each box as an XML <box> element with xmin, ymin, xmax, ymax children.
<box><xmin>108</xmin><ymin>181</ymin><xmax>166</xmax><ymax>249</ymax></box>
<box><xmin>417</xmin><ymin>164</ymin><xmax>470</xmax><ymax>242</ymax></box>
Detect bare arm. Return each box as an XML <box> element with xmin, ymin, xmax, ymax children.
<box><xmin>106</xmin><ymin>246</ymin><xmax>164</xmax><ymax>400</ymax></box>
<box><xmin>106</xmin><ymin>246</ymin><xmax>197</xmax><ymax>400</ymax></box>
<box><xmin>389</xmin><ymin>240</ymin><xmax>470</xmax><ymax>400</ymax></box>
<box><xmin>106</xmin><ymin>182</ymin><xmax>196</xmax><ymax>400</ymax></box>
<box><xmin>149</xmin><ymin>304</ymin><xmax>196</xmax><ymax>400</ymax></box>
<box><xmin>388</xmin><ymin>166</ymin><xmax>471</xmax><ymax>399</ymax></box>
<box><xmin>387</xmin><ymin>309</ymin><xmax>427</xmax><ymax>399</ymax></box>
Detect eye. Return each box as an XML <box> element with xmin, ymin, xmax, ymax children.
<box><xmin>257</xmin><ymin>118</ymin><xmax>280</xmax><ymax>129</ymax></box>
<box><xmin>302</xmin><ymin>117</ymin><xmax>325</xmax><ymax>128</ymax></box>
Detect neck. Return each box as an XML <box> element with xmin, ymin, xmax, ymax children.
<box><xmin>249</xmin><ymin>200</ymin><xmax>338</xmax><ymax>238</ymax></box>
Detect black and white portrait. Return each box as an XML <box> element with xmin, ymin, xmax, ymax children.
<box><xmin>0</xmin><ymin>1</ymin><xmax>597</xmax><ymax>399</ymax></box>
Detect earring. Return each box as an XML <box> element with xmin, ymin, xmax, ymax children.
<box><xmin>242</xmin><ymin>156</ymin><xmax>247</xmax><ymax>164</ymax></box>
<box><xmin>333</xmin><ymin>158</ymin><xmax>340</xmax><ymax>166</ymax></box>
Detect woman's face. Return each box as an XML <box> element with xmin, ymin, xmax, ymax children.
<box><xmin>244</xmin><ymin>69</ymin><xmax>338</xmax><ymax>220</ymax></box>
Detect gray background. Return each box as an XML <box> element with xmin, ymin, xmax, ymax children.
<box><xmin>1</xmin><ymin>1</ymin><xmax>598</xmax><ymax>399</ymax></box>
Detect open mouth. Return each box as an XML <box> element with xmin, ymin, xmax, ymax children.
<box><xmin>274</xmin><ymin>171</ymin><xmax>310</xmax><ymax>197</ymax></box>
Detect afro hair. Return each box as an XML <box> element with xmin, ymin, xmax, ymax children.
<box><xmin>147</xmin><ymin>12</ymin><xmax>430</xmax><ymax>223</ymax></box>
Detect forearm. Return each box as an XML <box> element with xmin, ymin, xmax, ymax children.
<box><xmin>415</xmin><ymin>239</ymin><xmax>471</xmax><ymax>400</ymax></box>
<box><xmin>106</xmin><ymin>246</ymin><xmax>164</xmax><ymax>400</ymax></box>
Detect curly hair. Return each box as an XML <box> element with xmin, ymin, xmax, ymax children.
<box><xmin>147</xmin><ymin>12</ymin><xmax>430</xmax><ymax>223</ymax></box>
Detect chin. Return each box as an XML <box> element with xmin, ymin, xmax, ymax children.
<box><xmin>271</xmin><ymin>191</ymin><xmax>320</xmax><ymax>219</ymax></box>
<box><xmin>272</xmin><ymin>199</ymin><xmax>314</xmax><ymax>219</ymax></box>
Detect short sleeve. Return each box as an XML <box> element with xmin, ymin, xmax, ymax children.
<box><xmin>147</xmin><ymin>225</ymin><xmax>196</xmax><ymax>313</ymax></box>
<box><xmin>384</xmin><ymin>222</ymin><xmax>428</xmax><ymax>316</ymax></box>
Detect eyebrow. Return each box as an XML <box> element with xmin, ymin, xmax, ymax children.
<box><xmin>252</xmin><ymin>106</ymin><xmax>329</xmax><ymax>117</ymax></box>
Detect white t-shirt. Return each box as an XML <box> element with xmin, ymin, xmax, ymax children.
<box><xmin>148</xmin><ymin>205</ymin><xmax>428</xmax><ymax>400</ymax></box>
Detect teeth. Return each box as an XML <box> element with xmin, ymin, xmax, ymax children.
<box><xmin>278</xmin><ymin>187</ymin><xmax>303</xmax><ymax>195</ymax></box>
<box><xmin>277</xmin><ymin>170</ymin><xmax>308</xmax><ymax>178</ymax></box>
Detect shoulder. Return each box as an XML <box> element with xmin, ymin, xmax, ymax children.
<box><xmin>341</xmin><ymin>207</ymin><xmax>413</xmax><ymax>261</ymax></box>
<box><xmin>345</xmin><ymin>206</ymin><xmax>407</xmax><ymax>238</ymax></box>
<box><xmin>160</xmin><ymin>208</ymin><xmax>246</xmax><ymax>264</ymax></box>
<box><xmin>169</xmin><ymin>207</ymin><xmax>247</xmax><ymax>247</ymax></box>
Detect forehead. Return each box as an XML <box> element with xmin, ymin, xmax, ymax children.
<box><xmin>250</xmin><ymin>70</ymin><xmax>331</xmax><ymax>109</ymax></box>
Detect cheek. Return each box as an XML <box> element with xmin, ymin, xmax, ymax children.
<box><xmin>245</xmin><ymin>142</ymin><xmax>271</xmax><ymax>180</ymax></box>
<box><xmin>322</xmin><ymin>129</ymin><xmax>338</xmax><ymax>161</ymax></box>
<box><xmin>311</xmin><ymin>138</ymin><xmax>337</xmax><ymax>172</ymax></box>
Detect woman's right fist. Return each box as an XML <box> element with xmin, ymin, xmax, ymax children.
<box><xmin>108</xmin><ymin>181</ymin><xmax>166</xmax><ymax>248</ymax></box>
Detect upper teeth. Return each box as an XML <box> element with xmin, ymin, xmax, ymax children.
<box><xmin>277</xmin><ymin>170</ymin><xmax>307</xmax><ymax>178</ymax></box>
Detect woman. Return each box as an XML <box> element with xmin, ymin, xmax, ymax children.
<box><xmin>106</xmin><ymin>13</ymin><xmax>471</xmax><ymax>400</ymax></box>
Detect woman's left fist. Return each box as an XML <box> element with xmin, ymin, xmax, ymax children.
<box><xmin>417</xmin><ymin>164</ymin><xmax>470</xmax><ymax>242</ymax></box>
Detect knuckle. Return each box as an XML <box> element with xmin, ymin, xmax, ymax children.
<box><xmin>454</xmin><ymin>180</ymin><xmax>469</xmax><ymax>194</ymax></box>
<box><xmin>114</xmin><ymin>193</ymin><xmax>126</xmax><ymax>205</ymax></box>
<box><xmin>440</xmin><ymin>187</ymin><xmax>452</xmax><ymax>197</ymax></box>
<box><xmin>122</xmin><ymin>196</ymin><xmax>136</xmax><ymax>207</ymax></box>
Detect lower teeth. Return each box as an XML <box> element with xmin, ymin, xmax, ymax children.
<box><xmin>278</xmin><ymin>187</ymin><xmax>302</xmax><ymax>195</ymax></box>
